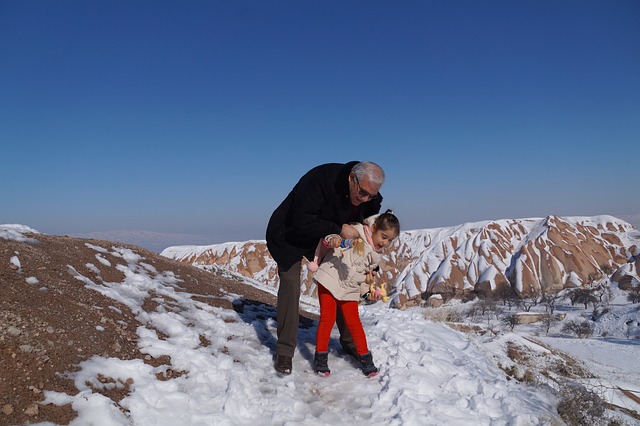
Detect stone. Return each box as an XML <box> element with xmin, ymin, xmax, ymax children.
<box><xmin>24</xmin><ymin>404</ymin><xmax>39</xmax><ymax>416</ymax></box>
<box><xmin>426</xmin><ymin>295</ymin><xmax>443</xmax><ymax>308</ymax></box>
<box><xmin>7</xmin><ymin>326</ymin><xmax>22</xmax><ymax>336</ymax></box>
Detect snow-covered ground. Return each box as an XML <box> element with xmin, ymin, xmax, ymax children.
<box><xmin>41</xmin><ymin>264</ymin><xmax>564</xmax><ymax>425</ymax></box>
<box><xmin>460</xmin><ymin>283</ymin><xmax>640</xmax><ymax>424</ymax></box>
<box><xmin>3</xmin><ymin>224</ymin><xmax>639</xmax><ymax>425</ymax></box>
<box><xmin>40</xmin><ymin>302</ymin><xmax>563</xmax><ymax>425</ymax></box>
<box><xmin>538</xmin><ymin>289</ymin><xmax>640</xmax><ymax>419</ymax></box>
<box><xmin>540</xmin><ymin>336</ymin><xmax>640</xmax><ymax>411</ymax></box>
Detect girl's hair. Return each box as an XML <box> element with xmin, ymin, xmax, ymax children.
<box><xmin>373</xmin><ymin>209</ymin><xmax>400</xmax><ymax>236</ymax></box>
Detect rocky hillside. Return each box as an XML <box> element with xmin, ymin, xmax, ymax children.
<box><xmin>0</xmin><ymin>226</ymin><xmax>276</xmax><ymax>426</ymax></box>
<box><xmin>162</xmin><ymin>215</ymin><xmax>640</xmax><ymax>304</ymax></box>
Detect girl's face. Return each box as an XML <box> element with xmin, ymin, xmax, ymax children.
<box><xmin>371</xmin><ymin>225</ymin><xmax>397</xmax><ymax>251</ymax></box>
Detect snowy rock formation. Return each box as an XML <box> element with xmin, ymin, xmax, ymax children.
<box><xmin>162</xmin><ymin>215</ymin><xmax>640</xmax><ymax>304</ymax></box>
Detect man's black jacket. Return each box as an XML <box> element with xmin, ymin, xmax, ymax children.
<box><xmin>266</xmin><ymin>161</ymin><xmax>383</xmax><ymax>271</ymax></box>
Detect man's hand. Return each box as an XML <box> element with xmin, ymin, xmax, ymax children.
<box><xmin>340</xmin><ymin>223</ymin><xmax>359</xmax><ymax>239</ymax></box>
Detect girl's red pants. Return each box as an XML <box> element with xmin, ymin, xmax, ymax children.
<box><xmin>315</xmin><ymin>284</ymin><xmax>369</xmax><ymax>355</ymax></box>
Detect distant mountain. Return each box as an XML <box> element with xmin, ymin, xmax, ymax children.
<box><xmin>161</xmin><ymin>215</ymin><xmax>640</xmax><ymax>305</ymax></box>
<box><xmin>619</xmin><ymin>213</ymin><xmax>640</xmax><ymax>229</ymax></box>
<box><xmin>70</xmin><ymin>230</ymin><xmax>221</xmax><ymax>253</ymax></box>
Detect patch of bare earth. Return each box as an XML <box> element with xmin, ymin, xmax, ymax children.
<box><xmin>0</xmin><ymin>233</ymin><xmax>276</xmax><ymax>425</ymax></box>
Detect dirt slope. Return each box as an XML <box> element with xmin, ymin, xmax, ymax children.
<box><xmin>0</xmin><ymin>233</ymin><xmax>276</xmax><ymax>425</ymax></box>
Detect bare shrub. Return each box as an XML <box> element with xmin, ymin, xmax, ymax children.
<box><xmin>495</xmin><ymin>285</ymin><xmax>518</xmax><ymax>309</ymax></box>
<box><xmin>627</xmin><ymin>287</ymin><xmax>640</xmax><ymax>304</ymax></box>
<box><xmin>501</xmin><ymin>314</ymin><xmax>519</xmax><ymax>331</ymax></box>
<box><xmin>520</xmin><ymin>298</ymin><xmax>536</xmax><ymax>312</ymax></box>
<box><xmin>466</xmin><ymin>299</ymin><xmax>502</xmax><ymax>324</ymax></box>
<box><xmin>561</xmin><ymin>319</ymin><xmax>594</xmax><ymax>339</ymax></box>
<box><xmin>556</xmin><ymin>385</ymin><xmax>606</xmax><ymax>426</ymax></box>
<box><xmin>541</xmin><ymin>313</ymin><xmax>558</xmax><ymax>334</ymax></box>
<box><xmin>477</xmin><ymin>298</ymin><xmax>500</xmax><ymax>316</ymax></box>
<box><xmin>540</xmin><ymin>292</ymin><xmax>563</xmax><ymax>314</ymax></box>
<box><xmin>569</xmin><ymin>288</ymin><xmax>598</xmax><ymax>310</ymax></box>
<box><xmin>424</xmin><ymin>307</ymin><xmax>463</xmax><ymax>323</ymax></box>
<box><xmin>593</xmin><ymin>283</ymin><xmax>612</xmax><ymax>304</ymax></box>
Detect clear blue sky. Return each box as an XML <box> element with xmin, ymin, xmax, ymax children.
<box><xmin>2</xmin><ymin>0</ymin><xmax>639</xmax><ymax>242</ymax></box>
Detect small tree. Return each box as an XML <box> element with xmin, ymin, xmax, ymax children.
<box><xmin>569</xmin><ymin>288</ymin><xmax>598</xmax><ymax>310</ymax></box>
<box><xmin>541</xmin><ymin>313</ymin><xmax>558</xmax><ymax>334</ymax></box>
<box><xmin>540</xmin><ymin>292</ymin><xmax>563</xmax><ymax>315</ymax></box>
<box><xmin>466</xmin><ymin>299</ymin><xmax>502</xmax><ymax>325</ymax></box>
<box><xmin>476</xmin><ymin>298</ymin><xmax>500</xmax><ymax>316</ymax></box>
<box><xmin>466</xmin><ymin>303</ymin><xmax>482</xmax><ymax>322</ymax></box>
<box><xmin>501</xmin><ymin>314</ymin><xmax>519</xmax><ymax>331</ymax></box>
<box><xmin>496</xmin><ymin>285</ymin><xmax>518</xmax><ymax>309</ymax></box>
<box><xmin>592</xmin><ymin>282</ymin><xmax>612</xmax><ymax>304</ymax></box>
<box><xmin>561</xmin><ymin>319</ymin><xmax>594</xmax><ymax>339</ymax></box>
<box><xmin>520</xmin><ymin>298</ymin><xmax>536</xmax><ymax>312</ymax></box>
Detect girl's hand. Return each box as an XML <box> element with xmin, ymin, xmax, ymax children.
<box><xmin>364</xmin><ymin>289</ymin><xmax>382</xmax><ymax>301</ymax></box>
<box><xmin>328</xmin><ymin>236</ymin><xmax>342</xmax><ymax>248</ymax></box>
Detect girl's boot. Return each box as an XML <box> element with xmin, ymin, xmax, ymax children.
<box><xmin>314</xmin><ymin>352</ymin><xmax>330</xmax><ymax>376</ymax></box>
<box><xmin>358</xmin><ymin>352</ymin><xmax>378</xmax><ymax>377</ymax></box>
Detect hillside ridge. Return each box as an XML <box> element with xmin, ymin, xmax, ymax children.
<box><xmin>162</xmin><ymin>215</ymin><xmax>640</xmax><ymax>304</ymax></box>
<box><xmin>0</xmin><ymin>229</ymin><xmax>275</xmax><ymax>425</ymax></box>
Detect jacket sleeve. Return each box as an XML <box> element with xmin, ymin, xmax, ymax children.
<box><xmin>367</xmin><ymin>252</ymin><xmax>381</xmax><ymax>274</ymax></box>
<box><xmin>323</xmin><ymin>234</ymin><xmax>342</xmax><ymax>246</ymax></box>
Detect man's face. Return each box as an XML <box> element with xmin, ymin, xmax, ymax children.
<box><xmin>348</xmin><ymin>172</ymin><xmax>379</xmax><ymax>206</ymax></box>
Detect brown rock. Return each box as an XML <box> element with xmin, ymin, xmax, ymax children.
<box><xmin>426</xmin><ymin>295</ymin><xmax>443</xmax><ymax>308</ymax></box>
<box><xmin>24</xmin><ymin>403</ymin><xmax>39</xmax><ymax>416</ymax></box>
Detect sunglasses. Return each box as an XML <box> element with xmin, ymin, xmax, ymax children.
<box><xmin>353</xmin><ymin>173</ymin><xmax>378</xmax><ymax>200</ymax></box>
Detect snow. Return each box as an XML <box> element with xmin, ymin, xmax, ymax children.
<box><xmin>10</xmin><ymin>255</ymin><xmax>21</xmax><ymax>269</ymax></box>
<box><xmin>41</xmin><ymin>296</ymin><xmax>563</xmax><ymax>425</ymax></box>
<box><xmin>3</xmin><ymin>224</ymin><xmax>639</xmax><ymax>425</ymax></box>
<box><xmin>0</xmin><ymin>224</ymin><xmax>39</xmax><ymax>243</ymax></box>
<box><xmin>95</xmin><ymin>253</ymin><xmax>112</xmax><ymax>267</ymax></box>
<box><xmin>539</xmin><ymin>337</ymin><xmax>640</xmax><ymax>409</ymax></box>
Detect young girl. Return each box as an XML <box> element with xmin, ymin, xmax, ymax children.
<box><xmin>312</xmin><ymin>210</ymin><xmax>400</xmax><ymax>377</ymax></box>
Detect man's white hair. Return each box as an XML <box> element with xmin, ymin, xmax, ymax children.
<box><xmin>352</xmin><ymin>161</ymin><xmax>385</xmax><ymax>189</ymax></box>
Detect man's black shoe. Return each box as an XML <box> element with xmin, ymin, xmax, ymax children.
<box><xmin>274</xmin><ymin>355</ymin><xmax>292</xmax><ymax>375</ymax></box>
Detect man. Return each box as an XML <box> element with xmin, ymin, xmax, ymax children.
<box><xmin>266</xmin><ymin>161</ymin><xmax>385</xmax><ymax>374</ymax></box>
